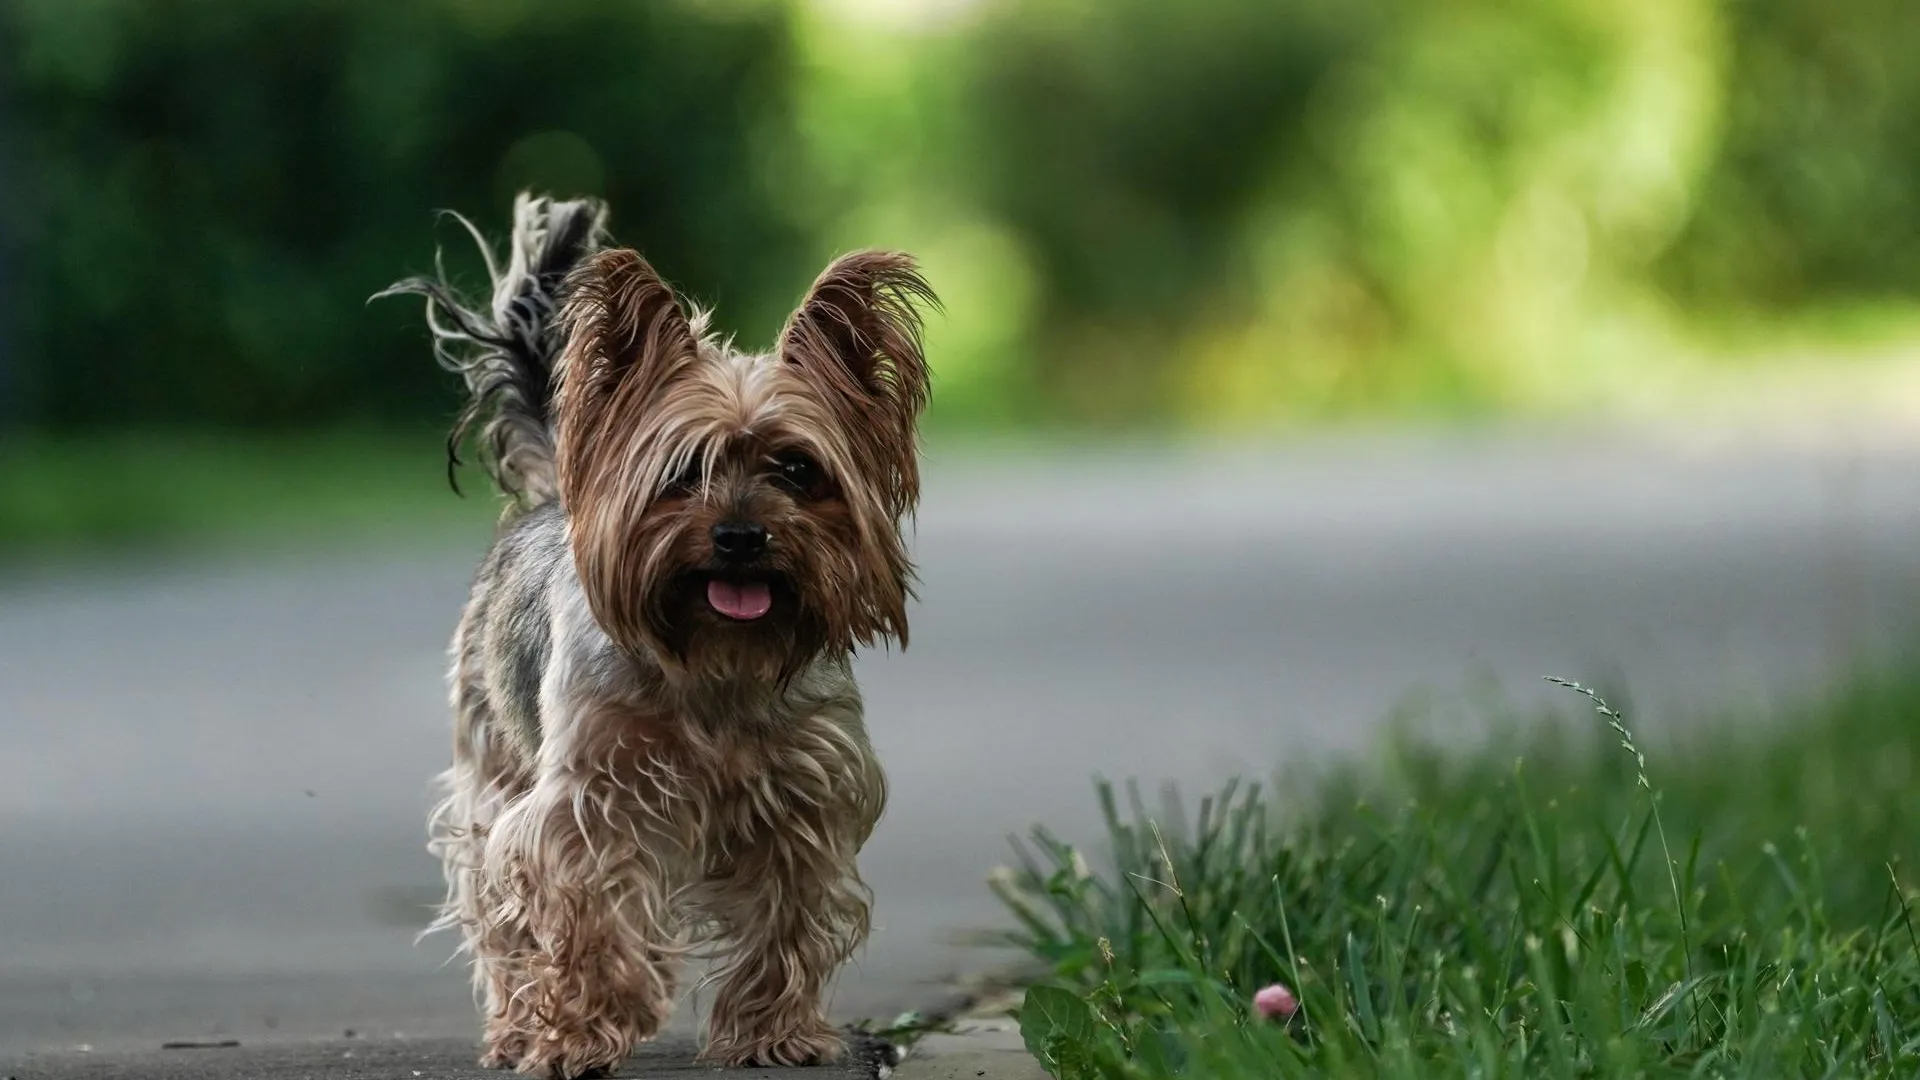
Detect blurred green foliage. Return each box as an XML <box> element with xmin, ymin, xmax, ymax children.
<box><xmin>2</xmin><ymin>0</ymin><xmax>812</xmax><ymax>431</ymax></box>
<box><xmin>1</xmin><ymin>0</ymin><xmax>1915</xmax><ymax>438</ymax></box>
<box><xmin>1657</xmin><ymin>0</ymin><xmax>1920</xmax><ymax>310</ymax></box>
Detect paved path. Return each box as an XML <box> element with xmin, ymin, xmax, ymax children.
<box><xmin>2</xmin><ymin>431</ymin><xmax>1917</xmax><ymax>1073</ymax></box>
<box><xmin>0</xmin><ymin>1033</ymin><xmax>898</xmax><ymax>1079</ymax></box>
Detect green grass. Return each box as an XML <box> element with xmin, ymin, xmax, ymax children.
<box><xmin>997</xmin><ymin>672</ymin><xmax>1920</xmax><ymax>1078</ymax></box>
<box><xmin>0</xmin><ymin>429</ymin><xmax>497</xmax><ymax>559</ymax></box>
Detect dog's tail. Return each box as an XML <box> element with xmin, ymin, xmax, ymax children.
<box><xmin>377</xmin><ymin>192</ymin><xmax>608</xmax><ymax>511</ymax></box>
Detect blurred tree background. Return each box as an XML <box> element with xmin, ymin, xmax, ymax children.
<box><xmin>1</xmin><ymin>0</ymin><xmax>1916</xmax><ymax>464</ymax></box>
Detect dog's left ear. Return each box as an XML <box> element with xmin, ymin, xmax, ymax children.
<box><xmin>780</xmin><ymin>251</ymin><xmax>938</xmax><ymax>432</ymax></box>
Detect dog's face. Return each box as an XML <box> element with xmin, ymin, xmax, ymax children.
<box><xmin>553</xmin><ymin>249</ymin><xmax>935</xmax><ymax>681</ymax></box>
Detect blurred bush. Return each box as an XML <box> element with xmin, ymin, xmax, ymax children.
<box><xmin>0</xmin><ymin>0</ymin><xmax>811</xmax><ymax>431</ymax></box>
<box><xmin>928</xmin><ymin>0</ymin><xmax>1723</xmax><ymax>425</ymax></box>
<box><xmin>1</xmin><ymin>0</ymin><xmax>1915</xmax><ymax>438</ymax></box>
<box><xmin>1656</xmin><ymin>0</ymin><xmax>1920</xmax><ymax>312</ymax></box>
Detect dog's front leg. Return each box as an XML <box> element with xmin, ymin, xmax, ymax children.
<box><xmin>697</xmin><ymin>832</ymin><xmax>870</xmax><ymax>1066</ymax></box>
<box><xmin>483</xmin><ymin>772</ymin><xmax>675</xmax><ymax>1079</ymax></box>
<box><xmin>698</xmin><ymin>725</ymin><xmax>885</xmax><ymax>1067</ymax></box>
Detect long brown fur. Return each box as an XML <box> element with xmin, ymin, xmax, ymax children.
<box><xmin>555</xmin><ymin>246</ymin><xmax>934</xmax><ymax>672</ymax></box>
<box><xmin>392</xmin><ymin>195</ymin><xmax>936</xmax><ymax>1078</ymax></box>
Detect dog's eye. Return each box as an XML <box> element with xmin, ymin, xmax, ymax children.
<box><xmin>665</xmin><ymin>457</ymin><xmax>704</xmax><ymax>495</ymax></box>
<box><xmin>772</xmin><ymin>452</ymin><xmax>829</xmax><ymax>499</ymax></box>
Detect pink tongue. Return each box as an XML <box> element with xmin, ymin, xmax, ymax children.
<box><xmin>707</xmin><ymin>579</ymin><xmax>773</xmax><ymax>621</ymax></box>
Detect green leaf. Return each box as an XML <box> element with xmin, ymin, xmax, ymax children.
<box><xmin>1021</xmin><ymin>984</ymin><xmax>1101</xmax><ymax>1075</ymax></box>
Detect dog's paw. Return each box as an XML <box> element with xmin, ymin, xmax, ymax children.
<box><xmin>708</xmin><ymin>1023</ymin><xmax>846</xmax><ymax>1068</ymax></box>
<box><xmin>512</xmin><ymin>1031</ymin><xmax>627</xmax><ymax>1080</ymax></box>
<box><xmin>512</xmin><ymin>1050</ymin><xmax>619</xmax><ymax>1079</ymax></box>
<box><xmin>478</xmin><ymin>1030</ymin><xmax>529</xmax><ymax>1070</ymax></box>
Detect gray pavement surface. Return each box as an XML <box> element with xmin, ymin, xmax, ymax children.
<box><xmin>894</xmin><ymin>1015</ymin><xmax>1046</xmax><ymax>1080</ymax></box>
<box><xmin>3</xmin><ymin>431</ymin><xmax>1919</xmax><ymax>1074</ymax></box>
<box><xmin>0</xmin><ymin>1032</ymin><xmax>896</xmax><ymax>1079</ymax></box>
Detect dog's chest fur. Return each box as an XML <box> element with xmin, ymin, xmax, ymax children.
<box><xmin>456</xmin><ymin>503</ymin><xmax>874</xmax><ymax>812</ymax></box>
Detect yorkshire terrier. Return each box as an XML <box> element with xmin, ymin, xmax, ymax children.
<box><xmin>378</xmin><ymin>193</ymin><xmax>935</xmax><ymax>1077</ymax></box>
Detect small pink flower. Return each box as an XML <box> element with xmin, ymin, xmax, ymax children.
<box><xmin>1253</xmin><ymin>982</ymin><xmax>1298</xmax><ymax>1020</ymax></box>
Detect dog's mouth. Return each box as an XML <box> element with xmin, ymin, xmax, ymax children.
<box><xmin>701</xmin><ymin>572</ymin><xmax>785</xmax><ymax>622</ymax></box>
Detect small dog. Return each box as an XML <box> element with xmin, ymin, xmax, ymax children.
<box><xmin>379</xmin><ymin>193</ymin><xmax>935</xmax><ymax>1077</ymax></box>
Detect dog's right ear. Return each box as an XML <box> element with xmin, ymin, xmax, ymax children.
<box><xmin>555</xmin><ymin>249</ymin><xmax>701</xmax><ymax>512</ymax></box>
<box><xmin>558</xmin><ymin>248</ymin><xmax>699</xmax><ymax>403</ymax></box>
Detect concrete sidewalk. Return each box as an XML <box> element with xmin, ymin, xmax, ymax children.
<box><xmin>0</xmin><ymin>980</ymin><xmax>1052</xmax><ymax>1080</ymax></box>
<box><xmin>891</xmin><ymin>1003</ymin><xmax>1047</xmax><ymax>1080</ymax></box>
<box><xmin>0</xmin><ymin>1031</ymin><xmax>906</xmax><ymax>1080</ymax></box>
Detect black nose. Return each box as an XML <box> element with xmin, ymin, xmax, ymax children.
<box><xmin>710</xmin><ymin>522</ymin><xmax>769</xmax><ymax>562</ymax></box>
